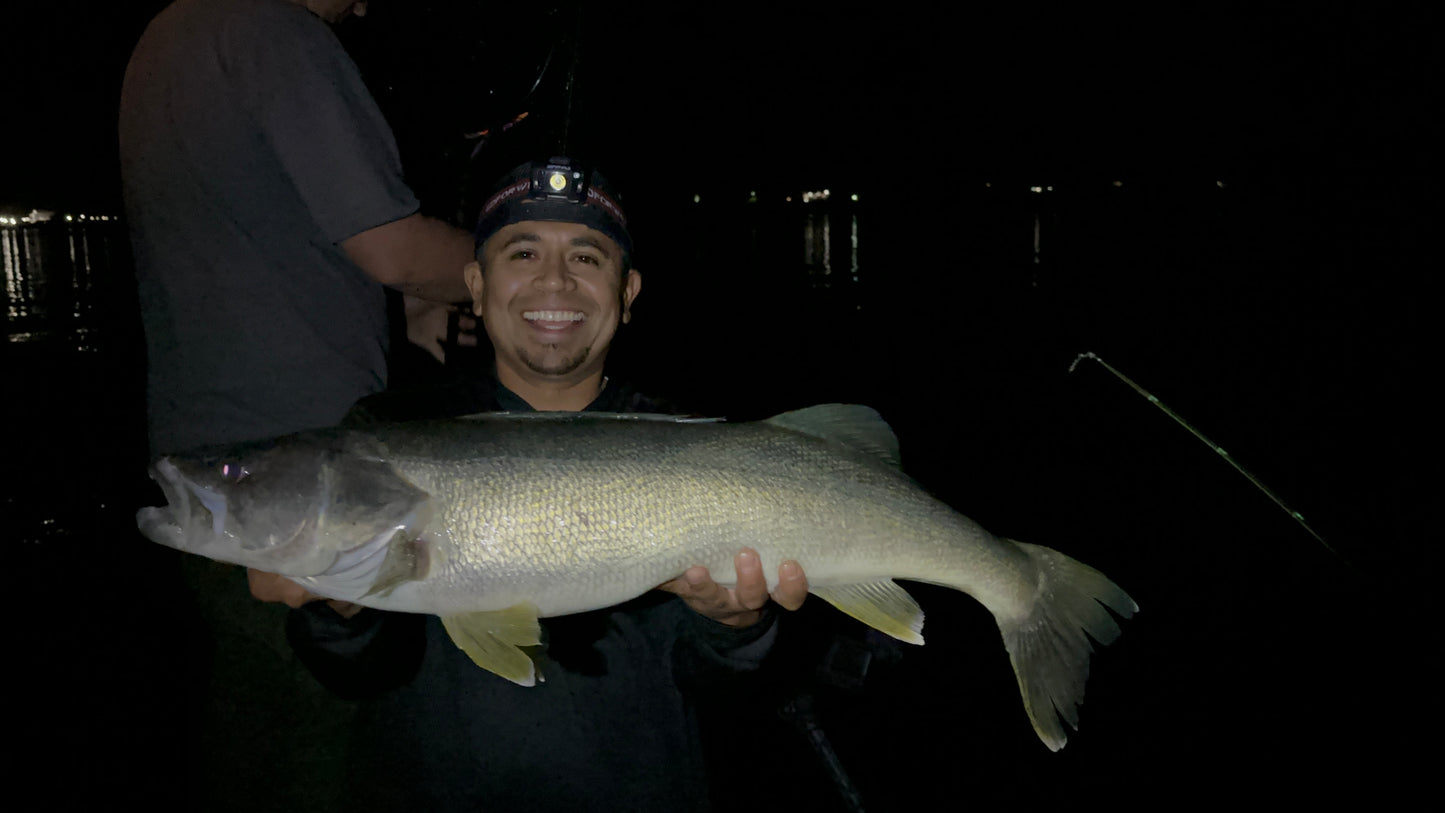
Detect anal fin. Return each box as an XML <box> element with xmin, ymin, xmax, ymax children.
<box><xmin>442</xmin><ymin>603</ymin><xmax>544</xmax><ymax>686</ymax></box>
<box><xmin>811</xmin><ymin>580</ymin><xmax>925</xmax><ymax>645</ymax></box>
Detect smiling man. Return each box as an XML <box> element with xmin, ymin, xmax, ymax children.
<box><xmin>264</xmin><ymin>158</ymin><xmax>815</xmax><ymax>810</ymax></box>
<box><xmin>466</xmin><ymin>160</ymin><xmax>643</xmax><ymax>410</ymax></box>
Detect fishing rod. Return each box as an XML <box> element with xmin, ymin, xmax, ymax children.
<box><xmin>1069</xmin><ymin>351</ymin><xmax>1346</xmax><ymax>564</ymax></box>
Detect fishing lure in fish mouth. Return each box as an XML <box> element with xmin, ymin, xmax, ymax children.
<box><xmin>1070</xmin><ymin>351</ymin><xmax>1345</xmax><ymax>564</ymax></box>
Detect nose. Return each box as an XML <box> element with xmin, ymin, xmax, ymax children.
<box><xmin>532</xmin><ymin>254</ymin><xmax>576</xmax><ymax>292</ymax></box>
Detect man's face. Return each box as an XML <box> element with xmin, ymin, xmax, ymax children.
<box><xmin>466</xmin><ymin>220</ymin><xmax>641</xmax><ymax>386</ymax></box>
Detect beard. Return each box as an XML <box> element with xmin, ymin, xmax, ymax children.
<box><xmin>516</xmin><ymin>343</ymin><xmax>592</xmax><ymax>377</ymax></box>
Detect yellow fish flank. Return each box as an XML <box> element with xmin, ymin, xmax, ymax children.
<box><xmin>137</xmin><ymin>404</ymin><xmax>1136</xmax><ymax>750</ymax></box>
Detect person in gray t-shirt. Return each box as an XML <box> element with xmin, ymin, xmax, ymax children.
<box><xmin>120</xmin><ymin>0</ymin><xmax>473</xmax><ymax>456</ymax></box>
<box><xmin>119</xmin><ymin>2</ymin><xmax>474</xmax><ymax>809</ymax></box>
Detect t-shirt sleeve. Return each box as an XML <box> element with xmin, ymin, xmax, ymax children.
<box><xmin>218</xmin><ymin>4</ymin><xmax>420</xmax><ymax>244</ymax></box>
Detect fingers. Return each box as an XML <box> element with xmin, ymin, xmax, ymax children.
<box><xmin>657</xmin><ymin>549</ymin><xmax>809</xmax><ymax>622</ymax></box>
<box><xmin>656</xmin><ymin>565</ymin><xmax>707</xmax><ymax>596</ymax></box>
<box><xmin>247</xmin><ymin>568</ymin><xmax>315</xmax><ymax>608</ymax></box>
<box><xmin>772</xmin><ymin>560</ymin><xmax>809</xmax><ymax>611</ymax></box>
<box><xmin>731</xmin><ymin>548</ymin><xmax>769</xmax><ymax>611</ymax></box>
<box><xmin>668</xmin><ymin>565</ymin><xmax>753</xmax><ymax>622</ymax></box>
<box><xmin>454</xmin><ymin>312</ymin><xmax>480</xmax><ymax>347</ymax></box>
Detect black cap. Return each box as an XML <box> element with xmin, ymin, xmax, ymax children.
<box><xmin>472</xmin><ymin>157</ymin><xmax>632</xmax><ymax>261</ymax></box>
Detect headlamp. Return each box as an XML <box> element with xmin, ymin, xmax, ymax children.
<box><xmin>473</xmin><ymin>156</ymin><xmax>633</xmax><ymax>261</ymax></box>
<box><xmin>533</xmin><ymin>160</ymin><xmax>587</xmax><ymax>203</ymax></box>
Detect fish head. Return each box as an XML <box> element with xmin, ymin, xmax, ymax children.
<box><xmin>136</xmin><ymin>431</ymin><xmax>431</xmax><ymax>581</ymax></box>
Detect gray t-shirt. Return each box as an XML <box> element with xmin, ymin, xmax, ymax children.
<box><xmin>120</xmin><ymin>0</ymin><xmax>420</xmax><ymax>454</ymax></box>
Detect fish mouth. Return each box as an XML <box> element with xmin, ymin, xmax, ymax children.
<box><xmin>136</xmin><ymin>458</ymin><xmax>229</xmax><ymax>552</ymax></box>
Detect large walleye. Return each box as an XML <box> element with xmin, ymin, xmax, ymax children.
<box><xmin>137</xmin><ymin>404</ymin><xmax>1135</xmax><ymax>750</ymax></box>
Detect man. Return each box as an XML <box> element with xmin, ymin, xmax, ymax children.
<box><xmin>263</xmin><ymin>157</ymin><xmax>813</xmax><ymax>810</ymax></box>
<box><xmin>119</xmin><ymin>1</ymin><xmax>474</xmax><ymax>808</ymax></box>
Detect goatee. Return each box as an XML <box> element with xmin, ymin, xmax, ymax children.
<box><xmin>518</xmin><ymin>344</ymin><xmax>591</xmax><ymax>377</ymax></box>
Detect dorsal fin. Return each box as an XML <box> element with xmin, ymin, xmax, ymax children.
<box><xmin>765</xmin><ymin>404</ymin><xmax>901</xmax><ymax>467</ymax></box>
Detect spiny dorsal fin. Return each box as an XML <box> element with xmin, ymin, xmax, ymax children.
<box><xmin>765</xmin><ymin>404</ymin><xmax>901</xmax><ymax>467</ymax></box>
<box><xmin>442</xmin><ymin>604</ymin><xmax>544</xmax><ymax>686</ymax></box>
<box><xmin>810</xmin><ymin>579</ymin><xmax>925</xmax><ymax>644</ymax></box>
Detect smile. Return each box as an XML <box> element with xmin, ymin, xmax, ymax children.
<box><xmin>523</xmin><ymin>310</ymin><xmax>585</xmax><ymax>323</ymax></box>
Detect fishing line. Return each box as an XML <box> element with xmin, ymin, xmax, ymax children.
<box><xmin>1069</xmin><ymin>352</ymin><xmax>1345</xmax><ymax>563</ymax></box>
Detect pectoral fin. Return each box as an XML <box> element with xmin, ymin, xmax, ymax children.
<box><xmin>442</xmin><ymin>604</ymin><xmax>544</xmax><ymax>686</ymax></box>
<box><xmin>811</xmin><ymin>580</ymin><xmax>925</xmax><ymax>645</ymax></box>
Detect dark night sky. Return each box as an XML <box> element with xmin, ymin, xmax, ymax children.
<box><xmin>4</xmin><ymin>1</ymin><xmax>1438</xmax><ymax>808</ymax></box>
<box><xmin>3</xmin><ymin>2</ymin><xmax>1435</xmax><ymax>208</ymax></box>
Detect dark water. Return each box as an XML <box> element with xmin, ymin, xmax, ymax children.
<box><xmin>4</xmin><ymin>185</ymin><xmax>1429</xmax><ymax>809</ymax></box>
<box><xmin>3</xmin><ymin>216</ymin><xmax>148</xmax><ymax>538</ymax></box>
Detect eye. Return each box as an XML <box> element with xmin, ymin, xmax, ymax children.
<box><xmin>509</xmin><ymin>248</ymin><xmax>537</xmax><ymax>261</ymax></box>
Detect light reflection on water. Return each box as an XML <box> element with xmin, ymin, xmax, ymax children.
<box><xmin>2</xmin><ymin>217</ymin><xmax>121</xmax><ymax>349</ymax></box>
<box><xmin>4</xmin><ymin>216</ymin><xmax>142</xmax><ymax>547</ymax></box>
<box><xmin>802</xmin><ymin>210</ymin><xmax>862</xmax><ymax>287</ymax></box>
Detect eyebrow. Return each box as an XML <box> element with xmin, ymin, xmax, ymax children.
<box><xmin>568</xmin><ymin>235</ymin><xmax>613</xmax><ymax>257</ymax></box>
<box><xmin>497</xmin><ymin>232</ymin><xmax>542</xmax><ymax>251</ymax></box>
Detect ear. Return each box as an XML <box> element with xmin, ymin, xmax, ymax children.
<box><xmin>463</xmin><ymin>261</ymin><xmax>485</xmax><ymax>316</ymax></box>
<box><xmin>621</xmin><ymin>269</ymin><xmax>642</xmax><ymax>324</ymax></box>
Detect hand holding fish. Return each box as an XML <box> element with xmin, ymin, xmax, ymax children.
<box><xmin>657</xmin><ymin>547</ymin><xmax>809</xmax><ymax>627</ymax></box>
<box><xmin>247</xmin><ymin>568</ymin><xmax>363</xmax><ymax>619</ymax></box>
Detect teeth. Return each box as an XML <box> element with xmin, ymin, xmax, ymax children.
<box><xmin>524</xmin><ymin>310</ymin><xmax>584</xmax><ymax>322</ymax></box>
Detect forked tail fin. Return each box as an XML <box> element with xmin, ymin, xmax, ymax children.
<box><xmin>997</xmin><ymin>540</ymin><xmax>1138</xmax><ymax>751</ymax></box>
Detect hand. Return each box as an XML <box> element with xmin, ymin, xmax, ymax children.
<box><xmin>247</xmin><ymin>569</ymin><xmax>363</xmax><ymax>619</ymax></box>
<box><xmin>657</xmin><ymin>548</ymin><xmax>808</xmax><ymax>628</ymax></box>
<box><xmin>403</xmin><ymin>295</ymin><xmax>478</xmax><ymax>364</ymax></box>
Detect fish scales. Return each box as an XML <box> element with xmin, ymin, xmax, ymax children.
<box><xmin>136</xmin><ymin>404</ymin><xmax>1136</xmax><ymax>750</ymax></box>
<box><xmin>377</xmin><ymin>418</ymin><xmax>985</xmax><ymax>617</ymax></box>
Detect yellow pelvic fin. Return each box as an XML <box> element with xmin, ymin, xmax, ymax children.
<box><xmin>441</xmin><ymin>603</ymin><xmax>544</xmax><ymax>687</ymax></box>
<box><xmin>810</xmin><ymin>580</ymin><xmax>925</xmax><ymax>645</ymax></box>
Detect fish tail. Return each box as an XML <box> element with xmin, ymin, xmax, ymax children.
<box><xmin>995</xmin><ymin>540</ymin><xmax>1137</xmax><ymax>751</ymax></box>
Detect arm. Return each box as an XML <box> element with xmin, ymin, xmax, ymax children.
<box><xmin>342</xmin><ymin>212</ymin><xmax>474</xmax><ymax>303</ymax></box>
<box><xmin>221</xmin><ymin>8</ymin><xmax>470</xmax><ymax>304</ymax></box>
